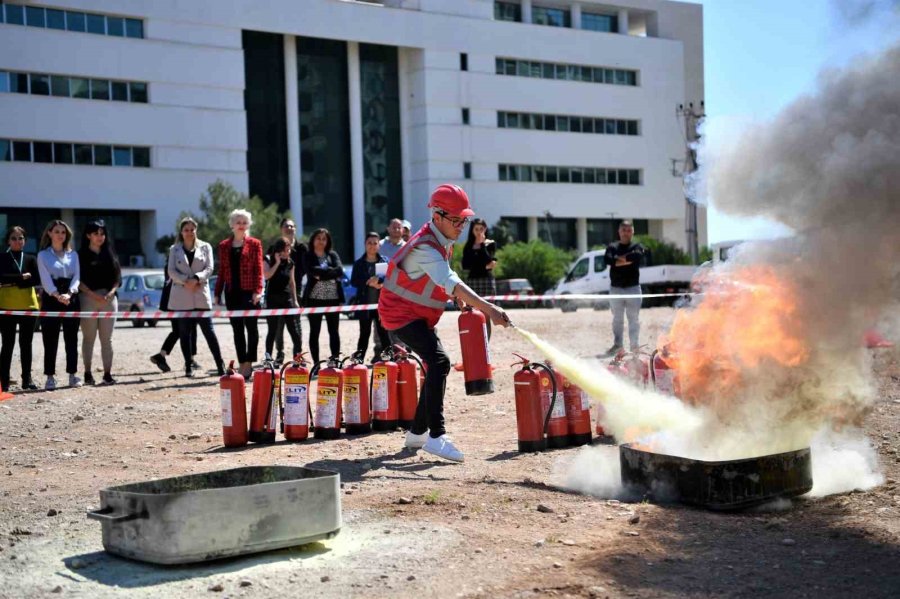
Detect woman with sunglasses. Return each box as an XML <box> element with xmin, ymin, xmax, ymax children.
<box><xmin>0</xmin><ymin>226</ymin><xmax>40</xmax><ymax>391</ymax></box>
<box><xmin>36</xmin><ymin>219</ymin><xmax>82</xmax><ymax>390</ymax></box>
<box><xmin>77</xmin><ymin>220</ymin><xmax>122</xmax><ymax>385</ymax></box>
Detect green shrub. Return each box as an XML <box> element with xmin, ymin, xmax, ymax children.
<box><xmin>634</xmin><ymin>235</ymin><xmax>691</xmax><ymax>266</ymax></box>
<box><xmin>493</xmin><ymin>240</ymin><xmax>574</xmax><ymax>294</ymax></box>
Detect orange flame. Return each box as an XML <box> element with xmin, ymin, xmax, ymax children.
<box><xmin>660</xmin><ymin>265</ymin><xmax>810</xmax><ymax>412</ymax></box>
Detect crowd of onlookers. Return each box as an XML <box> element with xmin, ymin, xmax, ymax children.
<box><xmin>0</xmin><ymin>211</ymin><xmax>499</xmax><ymax>392</ymax></box>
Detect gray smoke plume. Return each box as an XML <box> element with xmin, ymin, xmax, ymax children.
<box><xmin>831</xmin><ymin>0</ymin><xmax>900</xmax><ymax>26</ymax></box>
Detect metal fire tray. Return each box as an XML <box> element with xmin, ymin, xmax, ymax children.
<box><xmin>619</xmin><ymin>444</ymin><xmax>813</xmax><ymax>510</ymax></box>
<box><xmin>88</xmin><ymin>465</ymin><xmax>341</xmax><ymax>564</ymax></box>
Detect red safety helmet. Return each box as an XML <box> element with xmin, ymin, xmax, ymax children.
<box><xmin>428</xmin><ymin>184</ymin><xmax>475</xmax><ymax>217</ymax></box>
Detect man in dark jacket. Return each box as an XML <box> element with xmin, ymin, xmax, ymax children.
<box><xmin>602</xmin><ymin>220</ymin><xmax>645</xmax><ymax>356</ymax></box>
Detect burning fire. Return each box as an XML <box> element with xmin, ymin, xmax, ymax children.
<box><xmin>660</xmin><ymin>264</ymin><xmax>810</xmax><ymax>414</ymax></box>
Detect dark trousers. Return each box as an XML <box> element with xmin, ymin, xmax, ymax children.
<box><xmin>162</xmin><ymin>320</ymin><xmax>195</xmax><ymax>355</ymax></box>
<box><xmin>266</xmin><ymin>314</ymin><xmax>302</xmax><ymax>360</ymax></box>
<box><xmin>41</xmin><ymin>294</ymin><xmax>79</xmax><ymax>376</ymax></box>
<box><xmin>306</xmin><ymin>298</ymin><xmax>340</xmax><ymax>365</ymax></box>
<box><xmin>226</xmin><ymin>290</ymin><xmax>258</xmax><ymax>363</ymax></box>
<box><xmin>391</xmin><ymin>319</ymin><xmax>451</xmax><ymax>438</ymax></box>
<box><xmin>1</xmin><ymin>315</ymin><xmax>36</xmax><ymax>389</ymax></box>
<box><xmin>177</xmin><ymin>317</ymin><xmax>223</xmax><ymax>371</ymax></box>
<box><xmin>357</xmin><ymin>309</ymin><xmax>390</xmax><ymax>359</ymax></box>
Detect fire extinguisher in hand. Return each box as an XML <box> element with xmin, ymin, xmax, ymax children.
<box><xmin>458</xmin><ymin>307</ymin><xmax>494</xmax><ymax>395</ymax></box>
<box><xmin>280</xmin><ymin>353</ymin><xmax>312</xmax><ymax>442</ymax></box>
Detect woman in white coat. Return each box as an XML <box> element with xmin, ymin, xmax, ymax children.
<box><xmin>167</xmin><ymin>217</ymin><xmax>224</xmax><ymax>377</ymax></box>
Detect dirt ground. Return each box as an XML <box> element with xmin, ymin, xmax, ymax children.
<box><xmin>1</xmin><ymin>307</ymin><xmax>899</xmax><ymax>598</ymax></box>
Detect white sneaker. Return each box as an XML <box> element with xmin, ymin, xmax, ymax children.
<box><xmin>68</xmin><ymin>374</ymin><xmax>83</xmax><ymax>388</ymax></box>
<box><xmin>45</xmin><ymin>376</ymin><xmax>57</xmax><ymax>391</ymax></box>
<box><xmin>404</xmin><ymin>431</ymin><xmax>428</xmax><ymax>449</ymax></box>
<box><xmin>422</xmin><ymin>435</ymin><xmax>464</xmax><ymax>463</ymax></box>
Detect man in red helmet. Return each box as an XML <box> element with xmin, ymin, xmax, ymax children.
<box><xmin>379</xmin><ymin>184</ymin><xmax>510</xmax><ymax>462</ymax></box>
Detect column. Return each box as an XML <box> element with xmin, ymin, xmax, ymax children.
<box><xmin>618</xmin><ymin>8</ymin><xmax>629</xmax><ymax>35</ymax></box>
<box><xmin>576</xmin><ymin>217</ymin><xmax>588</xmax><ymax>254</ymax></box>
<box><xmin>571</xmin><ymin>3</ymin><xmax>582</xmax><ymax>29</ymax></box>
<box><xmin>521</xmin><ymin>0</ymin><xmax>532</xmax><ymax>24</ymax></box>
<box><xmin>347</xmin><ymin>41</ymin><xmax>366</xmax><ymax>258</ymax></box>
<box><xmin>283</xmin><ymin>35</ymin><xmax>303</xmax><ymax>233</ymax></box>
<box><xmin>398</xmin><ymin>47</ymin><xmax>413</xmax><ymax>224</ymax></box>
<box><xmin>527</xmin><ymin>216</ymin><xmax>539</xmax><ymax>241</ymax></box>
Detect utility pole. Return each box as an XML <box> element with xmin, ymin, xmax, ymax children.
<box><xmin>676</xmin><ymin>101</ymin><xmax>705</xmax><ymax>264</ymax></box>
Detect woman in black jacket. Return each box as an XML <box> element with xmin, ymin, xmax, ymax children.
<box><xmin>462</xmin><ymin>218</ymin><xmax>497</xmax><ymax>338</ymax></box>
<box><xmin>302</xmin><ymin>228</ymin><xmax>344</xmax><ymax>365</ymax></box>
<box><xmin>350</xmin><ymin>232</ymin><xmax>390</xmax><ymax>362</ymax></box>
<box><xmin>0</xmin><ymin>226</ymin><xmax>40</xmax><ymax>391</ymax></box>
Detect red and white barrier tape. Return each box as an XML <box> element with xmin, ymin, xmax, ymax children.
<box><xmin>0</xmin><ymin>292</ymin><xmax>691</xmax><ymax>319</ymax></box>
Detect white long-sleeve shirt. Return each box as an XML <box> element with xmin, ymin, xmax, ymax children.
<box><xmin>397</xmin><ymin>222</ymin><xmax>462</xmax><ymax>294</ymax></box>
<box><xmin>37</xmin><ymin>247</ymin><xmax>80</xmax><ymax>294</ymax></box>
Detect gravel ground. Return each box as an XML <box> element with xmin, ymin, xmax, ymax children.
<box><xmin>1</xmin><ymin>307</ymin><xmax>899</xmax><ymax>598</ymax></box>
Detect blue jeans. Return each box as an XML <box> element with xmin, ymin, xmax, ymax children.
<box><xmin>609</xmin><ymin>285</ymin><xmax>642</xmax><ymax>350</ymax></box>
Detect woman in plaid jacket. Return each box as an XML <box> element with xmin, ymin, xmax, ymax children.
<box><xmin>214</xmin><ymin>209</ymin><xmax>264</xmax><ymax>379</ymax></box>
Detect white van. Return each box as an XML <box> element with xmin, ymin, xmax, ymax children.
<box><xmin>548</xmin><ymin>249</ymin><xmax>696</xmax><ymax>311</ymax></box>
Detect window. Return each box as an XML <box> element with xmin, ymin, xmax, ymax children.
<box><xmin>495</xmin><ymin>58</ymin><xmax>504</xmax><ymax>75</ymax></box>
<box><xmin>25</xmin><ymin>5</ymin><xmax>44</xmax><ymax>27</ymax></box>
<box><xmin>106</xmin><ymin>16</ymin><xmax>124</xmax><ymax>37</ymax></box>
<box><xmin>32</xmin><ymin>141</ymin><xmax>52</xmax><ymax>163</ymax></box>
<box><xmin>498</xmin><ymin>164</ymin><xmax>508</xmax><ymax>181</ymax></box>
<box><xmin>494</xmin><ymin>1</ymin><xmax>521</xmax><ymax>22</ymax></box>
<box><xmin>570</xmin><ymin>258</ymin><xmax>589</xmax><ymax>279</ymax></box>
<box><xmin>461</xmin><ymin>107</ymin><xmax>470</xmax><ymax>125</ymax></box>
<box><xmin>593</xmin><ymin>256</ymin><xmax>607</xmax><ymax>272</ymax></box>
<box><xmin>497</xmin><ymin>112</ymin><xmax>506</xmax><ymax>128</ymax></box>
<box><xmin>12</xmin><ymin>141</ymin><xmax>31</xmax><ymax>161</ymax></box>
<box><xmin>582</xmin><ymin>13</ymin><xmax>618</xmax><ymax>33</ymax></box>
<box><xmin>0</xmin><ymin>140</ymin><xmax>9</xmax><ymax>161</ymax></box>
<box><xmin>463</xmin><ymin>161</ymin><xmax>471</xmax><ymax>179</ymax></box>
<box><xmin>129</xmin><ymin>81</ymin><xmax>147</xmax><ymax>103</ymax></box>
<box><xmin>498</xmin><ymin>164</ymin><xmax>639</xmax><ymax>185</ymax></box>
<box><xmin>94</xmin><ymin>145</ymin><xmax>112</xmax><ymax>166</ymax></box>
<box><xmin>29</xmin><ymin>73</ymin><xmax>49</xmax><ymax>95</ymax></box>
<box><xmin>125</xmin><ymin>18</ymin><xmax>143</xmax><ymax>38</ymax></box>
<box><xmin>123</xmin><ymin>276</ymin><xmax>138</xmax><ymax>292</ymax></box>
<box><xmin>460</xmin><ymin>53</ymin><xmax>468</xmax><ymax>71</ymax></box>
<box><xmin>4</xmin><ymin>3</ymin><xmax>23</xmax><ymax>25</ymax></box>
<box><xmin>66</xmin><ymin>11</ymin><xmax>86</xmax><ymax>32</ymax></box>
<box><xmin>583</xmin><ymin>168</ymin><xmax>595</xmax><ymax>184</ymax></box>
<box><xmin>617</xmin><ymin>120</ymin><xmax>627</xmax><ymax>135</ymax></box>
<box><xmin>0</xmin><ymin>72</ymin><xmax>7</xmax><ymax>94</ymax></box>
<box><xmin>628</xmin><ymin>170</ymin><xmax>641</xmax><ymax>185</ymax></box>
<box><xmin>90</xmin><ymin>79</ymin><xmax>109</xmax><ymax>100</ymax></box>
<box><xmin>50</xmin><ymin>75</ymin><xmax>69</xmax><ymax>97</ymax></box>
<box><xmin>133</xmin><ymin>147</ymin><xmax>150</xmax><ymax>167</ymax></box>
<box><xmin>571</xmin><ymin>168</ymin><xmax>582</xmax><ymax>183</ymax></box>
<box><xmin>557</xmin><ymin>116</ymin><xmax>569</xmax><ymax>132</ymax></box>
<box><xmin>558</xmin><ymin>167</ymin><xmax>570</xmax><ymax>183</ymax></box>
<box><xmin>10</xmin><ymin>72</ymin><xmax>28</xmax><ymax>93</ymax></box>
<box><xmin>53</xmin><ymin>143</ymin><xmax>73</xmax><ymax>164</ymax></box>
<box><xmin>606</xmin><ymin>170</ymin><xmax>617</xmax><ymax>184</ymax></box>
<box><xmin>113</xmin><ymin>146</ymin><xmax>132</xmax><ymax>167</ymax></box>
<box><xmin>545</xmin><ymin>166</ymin><xmax>557</xmax><ymax>183</ymax></box>
<box><xmin>111</xmin><ymin>81</ymin><xmax>128</xmax><ymax>101</ymax></box>
<box><xmin>532</xmin><ymin>6</ymin><xmax>570</xmax><ymax>27</ymax></box>
<box><xmin>71</xmin><ymin>78</ymin><xmax>89</xmax><ymax>99</ymax></box>
<box><xmin>46</xmin><ymin>8</ymin><xmax>65</xmax><ymax>30</ymax></box>
<box><xmin>627</xmin><ymin>121</ymin><xmax>639</xmax><ymax>136</ymax></box>
<box><xmin>74</xmin><ymin>144</ymin><xmax>93</xmax><ymax>165</ymax></box>
<box><xmin>86</xmin><ymin>13</ymin><xmax>105</xmax><ymax>34</ymax></box>
<box><xmin>495</xmin><ymin>56</ymin><xmax>637</xmax><ymax>87</ymax></box>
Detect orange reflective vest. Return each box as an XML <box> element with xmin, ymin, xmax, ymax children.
<box><xmin>378</xmin><ymin>223</ymin><xmax>452</xmax><ymax>331</ymax></box>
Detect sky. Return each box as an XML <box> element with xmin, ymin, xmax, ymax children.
<box><xmin>693</xmin><ymin>0</ymin><xmax>899</xmax><ymax>243</ymax></box>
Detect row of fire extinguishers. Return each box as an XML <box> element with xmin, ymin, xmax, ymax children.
<box><xmin>217</xmin><ymin>307</ymin><xmax>498</xmax><ymax>447</ymax></box>
<box><xmin>512</xmin><ymin>346</ymin><xmax>680</xmax><ymax>452</ymax></box>
<box><xmin>218</xmin><ymin>347</ymin><xmax>426</xmax><ymax>448</ymax></box>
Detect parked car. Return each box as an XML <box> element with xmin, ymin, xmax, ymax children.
<box><xmin>547</xmin><ymin>249</ymin><xmax>697</xmax><ymax>312</ymax></box>
<box><xmin>495</xmin><ymin>278</ymin><xmax>536</xmax><ymax>308</ymax></box>
<box><xmin>119</xmin><ymin>269</ymin><xmax>165</xmax><ymax>327</ymax></box>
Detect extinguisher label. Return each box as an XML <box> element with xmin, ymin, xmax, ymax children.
<box><xmin>655</xmin><ymin>369</ymin><xmax>676</xmax><ymax>395</ymax></box>
<box><xmin>284</xmin><ymin>384</ymin><xmax>308</xmax><ymax>426</ymax></box>
<box><xmin>551</xmin><ymin>392</ymin><xmax>566</xmax><ymax>419</ymax></box>
<box><xmin>372</xmin><ymin>370</ymin><xmax>388</xmax><ymax>412</ymax></box>
<box><xmin>580</xmin><ymin>390</ymin><xmax>591</xmax><ymax>411</ymax></box>
<box><xmin>316</xmin><ymin>387</ymin><xmax>338</xmax><ymax>427</ymax></box>
<box><xmin>220</xmin><ymin>389</ymin><xmax>232</xmax><ymax>427</ymax></box>
<box><xmin>343</xmin><ymin>384</ymin><xmax>360</xmax><ymax>424</ymax></box>
<box><xmin>482</xmin><ymin>323</ymin><xmax>492</xmax><ymax>365</ymax></box>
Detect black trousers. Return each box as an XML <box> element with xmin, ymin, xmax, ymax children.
<box><xmin>306</xmin><ymin>299</ymin><xmax>340</xmax><ymax>365</ymax></box>
<box><xmin>162</xmin><ymin>319</ymin><xmax>195</xmax><ymax>355</ymax></box>
<box><xmin>391</xmin><ymin>319</ymin><xmax>451</xmax><ymax>438</ymax></box>
<box><xmin>177</xmin><ymin>316</ymin><xmax>223</xmax><ymax>371</ymax></box>
<box><xmin>266</xmin><ymin>314</ymin><xmax>302</xmax><ymax>360</ymax></box>
<box><xmin>226</xmin><ymin>290</ymin><xmax>258</xmax><ymax>363</ymax></box>
<box><xmin>41</xmin><ymin>293</ymin><xmax>79</xmax><ymax>376</ymax></box>
<box><xmin>356</xmin><ymin>309</ymin><xmax>390</xmax><ymax>359</ymax></box>
<box><xmin>1</xmin><ymin>315</ymin><xmax>36</xmax><ymax>389</ymax></box>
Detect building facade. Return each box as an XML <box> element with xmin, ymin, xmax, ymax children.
<box><xmin>0</xmin><ymin>0</ymin><xmax>705</xmax><ymax>264</ymax></box>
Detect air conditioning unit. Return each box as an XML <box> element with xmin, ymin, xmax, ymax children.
<box><xmin>129</xmin><ymin>255</ymin><xmax>146</xmax><ymax>268</ymax></box>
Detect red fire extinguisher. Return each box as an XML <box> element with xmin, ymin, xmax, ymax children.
<box><xmin>313</xmin><ymin>356</ymin><xmax>343</xmax><ymax>440</ymax></box>
<box><xmin>594</xmin><ymin>401</ymin><xmax>611</xmax><ymax>439</ymax></box>
<box><xmin>458</xmin><ymin>307</ymin><xmax>494</xmax><ymax>395</ymax></box>
<box><xmin>625</xmin><ymin>351</ymin><xmax>651</xmax><ymax>388</ymax></box>
<box><xmin>562</xmin><ymin>375</ymin><xmax>592</xmax><ymax>447</ymax></box>
<box><xmin>394</xmin><ymin>346</ymin><xmax>424</xmax><ymax>429</ymax></box>
<box><xmin>342</xmin><ymin>354</ymin><xmax>371</xmax><ymax>435</ymax></box>
<box><xmin>651</xmin><ymin>348</ymin><xmax>680</xmax><ymax>397</ymax></box>
<box><xmin>249</xmin><ymin>358</ymin><xmax>279</xmax><ymax>444</ymax></box>
<box><xmin>280</xmin><ymin>354</ymin><xmax>312</xmax><ymax>442</ymax></box>
<box><xmin>512</xmin><ymin>355</ymin><xmax>565</xmax><ymax>452</ymax></box>
<box><xmin>220</xmin><ymin>361</ymin><xmax>248</xmax><ymax>448</ymax></box>
<box><xmin>371</xmin><ymin>350</ymin><xmax>399</xmax><ymax>431</ymax></box>
<box><xmin>542</xmin><ymin>364</ymin><xmax>570</xmax><ymax>449</ymax></box>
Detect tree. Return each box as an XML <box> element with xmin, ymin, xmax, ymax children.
<box><xmin>634</xmin><ymin>235</ymin><xmax>692</xmax><ymax>266</ymax></box>
<box><xmin>177</xmin><ymin>180</ymin><xmax>293</xmax><ymax>251</ymax></box>
<box><xmin>487</xmin><ymin>219</ymin><xmax>519</xmax><ymax>249</ymax></box>
<box><xmin>493</xmin><ymin>240</ymin><xmax>574</xmax><ymax>294</ymax></box>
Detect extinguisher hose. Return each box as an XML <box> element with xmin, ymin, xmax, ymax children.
<box><xmin>368</xmin><ymin>363</ymin><xmax>376</xmax><ymax>415</ymax></box>
<box><xmin>278</xmin><ymin>359</ymin><xmax>294</xmax><ymax>433</ymax></box>
<box><xmin>649</xmin><ymin>349</ymin><xmax>659</xmax><ymax>386</ymax></box>
<box><xmin>309</xmin><ymin>360</ymin><xmax>327</xmax><ymax>431</ymax></box>
<box><xmin>530</xmin><ymin>362</ymin><xmax>558</xmax><ymax>437</ymax></box>
<box><xmin>262</xmin><ymin>361</ymin><xmax>277</xmax><ymax>434</ymax></box>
